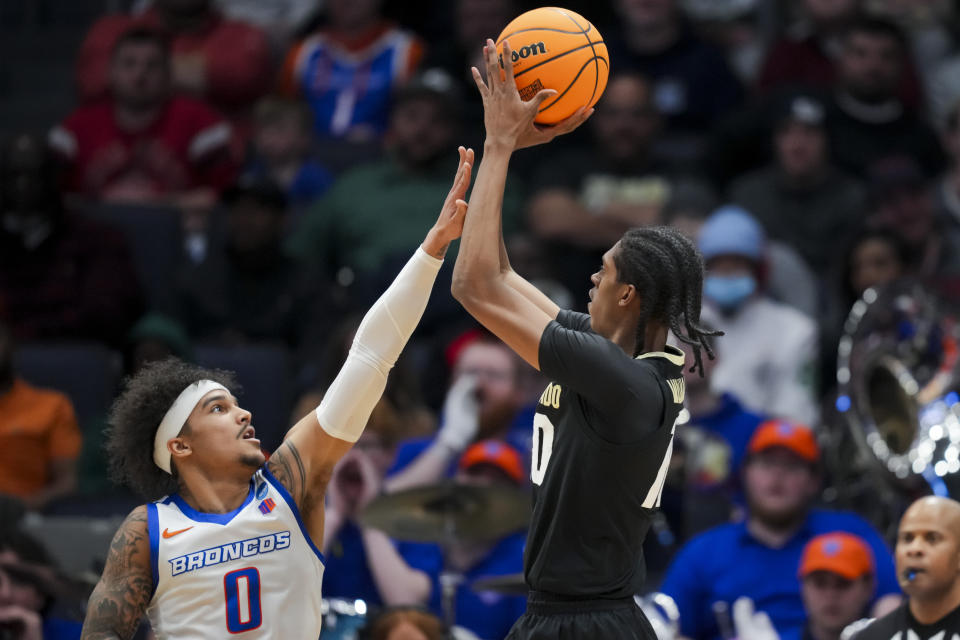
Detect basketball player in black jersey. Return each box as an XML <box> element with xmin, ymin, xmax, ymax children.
<box><xmin>451</xmin><ymin>40</ymin><xmax>720</xmax><ymax>639</ymax></box>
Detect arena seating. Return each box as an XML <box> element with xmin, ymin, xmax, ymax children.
<box><xmin>14</xmin><ymin>341</ymin><xmax>123</xmax><ymax>427</ymax></box>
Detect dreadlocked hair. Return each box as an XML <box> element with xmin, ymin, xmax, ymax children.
<box><xmin>106</xmin><ymin>357</ymin><xmax>238</xmax><ymax>501</ymax></box>
<box><xmin>612</xmin><ymin>226</ymin><xmax>723</xmax><ymax>376</ymax></box>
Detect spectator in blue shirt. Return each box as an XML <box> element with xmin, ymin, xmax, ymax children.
<box><xmin>385</xmin><ymin>333</ymin><xmax>532</xmax><ymax>493</ymax></box>
<box><xmin>660</xmin><ymin>420</ymin><xmax>901</xmax><ymax>640</ymax></box>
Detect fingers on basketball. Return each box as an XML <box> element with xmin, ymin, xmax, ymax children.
<box><xmin>500</xmin><ymin>40</ymin><xmax>516</xmax><ymax>87</ymax></box>
<box><xmin>532</xmin><ymin>88</ymin><xmax>558</xmax><ymax>109</ymax></box>
<box><xmin>484</xmin><ymin>41</ymin><xmax>501</xmax><ymax>89</ymax></box>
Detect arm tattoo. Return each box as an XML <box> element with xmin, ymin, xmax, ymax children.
<box><xmin>81</xmin><ymin>506</ymin><xmax>152</xmax><ymax>640</ymax></box>
<box><xmin>268</xmin><ymin>441</ymin><xmax>307</xmax><ymax>505</ymax></box>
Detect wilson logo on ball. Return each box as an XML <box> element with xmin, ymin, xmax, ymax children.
<box><xmin>499</xmin><ymin>42</ymin><xmax>547</xmax><ymax>67</ymax></box>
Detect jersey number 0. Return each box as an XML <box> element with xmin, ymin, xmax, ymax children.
<box><xmin>224</xmin><ymin>567</ymin><xmax>262</xmax><ymax>633</ymax></box>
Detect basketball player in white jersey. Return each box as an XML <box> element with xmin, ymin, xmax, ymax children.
<box><xmin>79</xmin><ymin>148</ymin><xmax>474</xmax><ymax>639</ymax></box>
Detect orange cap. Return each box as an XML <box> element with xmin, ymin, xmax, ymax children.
<box><xmin>459</xmin><ymin>440</ymin><xmax>525</xmax><ymax>485</ymax></box>
<box><xmin>799</xmin><ymin>532</ymin><xmax>875</xmax><ymax>580</ymax></box>
<box><xmin>747</xmin><ymin>420</ymin><xmax>819</xmax><ymax>463</ymax></box>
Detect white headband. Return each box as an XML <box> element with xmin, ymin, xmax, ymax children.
<box><xmin>154</xmin><ymin>380</ymin><xmax>230</xmax><ymax>474</ymax></box>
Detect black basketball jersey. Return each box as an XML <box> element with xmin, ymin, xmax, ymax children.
<box><xmin>853</xmin><ymin>601</ymin><xmax>960</xmax><ymax>639</ymax></box>
<box><xmin>524</xmin><ymin>310</ymin><xmax>686</xmax><ymax>599</ymax></box>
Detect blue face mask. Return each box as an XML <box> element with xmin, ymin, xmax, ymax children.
<box><xmin>704</xmin><ymin>274</ymin><xmax>756</xmax><ymax>311</ymax></box>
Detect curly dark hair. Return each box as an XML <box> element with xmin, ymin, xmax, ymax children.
<box><xmin>105</xmin><ymin>357</ymin><xmax>238</xmax><ymax>501</ymax></box>
<box><xmin>613</xmin><ymin>226</ymin><xmax>723</xmax><ymax>376</ymax></box>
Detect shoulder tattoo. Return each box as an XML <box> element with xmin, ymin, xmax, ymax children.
<box><xmin>81</xmin><ymin>506</ymin><xmax>152</xmax><ymax>639</ymax></box>
<box><xmin>267</xmin><ymin>440</ymin><xmax>307</xmax><ymax>505</ymax></box>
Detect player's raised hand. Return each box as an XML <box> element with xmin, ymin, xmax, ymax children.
<box><xmin>422</xmin><ymin>146</ymin><xmax>473</xmax><ymax>259</ymax></box>
<box><xmin>472</xmin><ymin>39</ymin><xmax>592</xmax><ymax>151</ymax></box>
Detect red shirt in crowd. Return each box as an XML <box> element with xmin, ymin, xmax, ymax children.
<box><xmin>76</xmin><ymin>8</ymin><xmax>273</xmax><ymax>138</ymax></box>
<box><xmin>49</xmin><ymin>96</ymin><xmax>237</xmax><ymax>200</ymax></box>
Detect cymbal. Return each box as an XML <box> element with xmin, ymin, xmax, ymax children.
<box><xmin>470</xmin><ymin>573</ymin><xmax>528</xmax><ymax>596</ymax></box>
<box><xmin>360</xmin><ymin>480</ymin><xmax>529</xmax><ymax>543</ymax></box>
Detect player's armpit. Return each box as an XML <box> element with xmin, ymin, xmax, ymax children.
<box><xmin>81</xmin><ymin>506</ymin><xmax>152</xmax><ymax>640</ymax></box>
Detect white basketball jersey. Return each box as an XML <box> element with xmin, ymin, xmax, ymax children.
<box><xmin>145</xmin><ymin>467</ymin><xmax>324</xmax><ymax>638</ymax></box>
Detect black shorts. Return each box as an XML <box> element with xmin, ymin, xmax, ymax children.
<box><xmin>505</xmin><ymin>591</ymin><xmax>657</xmax><ymax>640</ymax></box>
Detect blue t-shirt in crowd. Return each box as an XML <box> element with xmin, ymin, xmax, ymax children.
<box><xmin>321</xmin><ymin>519</ymin><xmax>437</xmax><ymax>607</ymax></box>
<box><xmin>399</xmin><ymin>531</ymin><xmax>528</xmax><ymax>640</ymax></box>
<box><xmin>660</xmin><ymin>509</ymin><xmax>900</xmax><ymax>640</ymax></box>
<box><xmin>387</xmin><ymin>405</ymin><xmax>536</xmax><ymax>479</ymax></box>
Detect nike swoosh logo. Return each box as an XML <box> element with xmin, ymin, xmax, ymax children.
<box><xmin>162</xmin><ymin>526</ymin><xmax>194</xmax><ymax>539</ymax></box>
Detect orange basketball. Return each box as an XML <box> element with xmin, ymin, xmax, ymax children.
<box><xmin>496</xmin><ymin>6</ymin><xmax>609</xmax><ymax>125</ymax></box>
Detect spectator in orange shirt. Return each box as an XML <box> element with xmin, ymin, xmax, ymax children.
<box><xmin>51</xmin><ymin>27</ymin><xmax>238</xmax><ymax>203</ymax></box>
<box><xmin>0</xmin><ymin>323</ymin><xmax>82</xmax><ymax>512</ymax></box>
<box><xmin>75</xmin><ymin>0</ymin><xmax>273</xmax><ymax>141</ymax></box>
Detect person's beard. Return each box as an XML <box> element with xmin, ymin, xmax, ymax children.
<box><xmin>477</xmin><ymin>395</ymin><xmax>521</xmax><ymax>439</ymax></box>
<box><xmin>748</xmin><ymin>497</ymin><xmax>808</xmax><ymax>531</ymax></box>
<box><xmin>239</xmin><ymin>451</ymin><xmax>264</xmax><ymax>469</ymax></box>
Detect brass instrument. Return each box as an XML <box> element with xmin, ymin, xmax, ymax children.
<box><xmin>834</xmin><ymin>280</ymin><xmax>960</xmax><ymax>507</ymax></box>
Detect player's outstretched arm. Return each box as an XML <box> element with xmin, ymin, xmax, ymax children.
<box><xmin>452</xmin><ymin>39</ymin><xmax>590</xmax><ymax>369</ymax></box>
<box><xmin>81</xmin><ymin>506</ymin><xmax>152</xmax><ymax>640</ymax></box>
<box><xmin>268</xmin><ymin>147</ymin><xmax>473</xmax><ymax>509</ymax></box>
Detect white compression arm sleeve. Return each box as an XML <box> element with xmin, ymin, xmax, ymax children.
<box><xmin>315</xmin><ymin>247</ymin><xmax>443</xmax><ymax>442</ymax></box>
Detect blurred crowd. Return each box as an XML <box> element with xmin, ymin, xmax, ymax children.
<box><xmin>4</xmin><ymin>0</ymin><xmax>960</xmax><ymax>638</ymax></box>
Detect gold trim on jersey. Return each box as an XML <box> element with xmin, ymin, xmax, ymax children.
<box><xmin>635</xmin><ymin>345</ymin><xmax>685</xmax><ymax>367</ymax></box>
